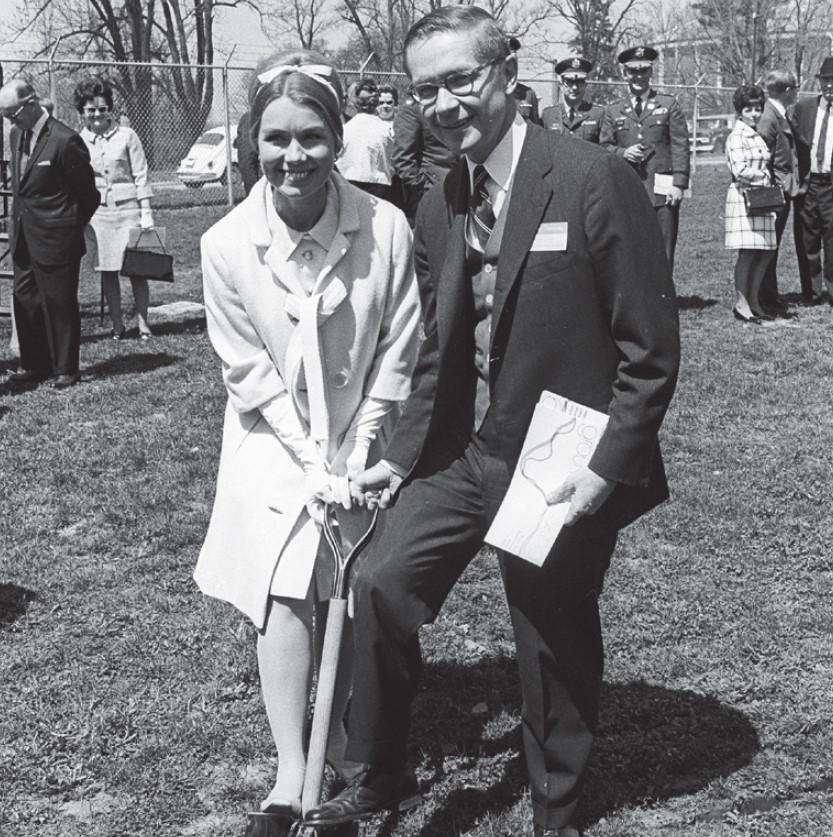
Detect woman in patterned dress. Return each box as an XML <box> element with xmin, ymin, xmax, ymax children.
<box><xmin>724</xmin><ymin>84</ymin><xmax>778</xmax><ymax>324</ymax></box>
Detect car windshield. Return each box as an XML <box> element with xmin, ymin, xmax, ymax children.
<box><xmin>195</xmin><ymin>132</ymin><xmax>224</xmax><ymax>146</ymax></box>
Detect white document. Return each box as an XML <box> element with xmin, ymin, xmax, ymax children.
<box><xmin>485</xmin><ymin>392</ymin><xmax>609</xmax><ymax>566</ymax></box>
<box><xmin>653</xmin><ymin>174</ymin><xmax>691</xmax><ymax>198</ymax></box>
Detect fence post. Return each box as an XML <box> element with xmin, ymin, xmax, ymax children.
<box><xmin>223</xmin><ymin>47</ymin><xmax>236</xmax><ymax>208</ymax></box>
<box><xmin>48</xmin><ymin>38</ymin><xmax>63</xmax><ymax>106</ymax></box>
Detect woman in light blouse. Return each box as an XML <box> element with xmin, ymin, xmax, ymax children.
<box><xmin>724</xmin><ymin>84</ymin><xmax>778</xmax><ymax>324</ymax></box>
<box><xmin>194</xmin><ymin>51</ymin><xmax>419</xmax><ymax>823</ymax></box>
<box><xmin>75</xmin><ymin>77</ymin><xmax>155</xmax><ymax>340</ymax></box>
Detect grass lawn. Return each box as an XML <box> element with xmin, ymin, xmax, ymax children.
<box><xmin>1</xmin><ymin>161</ymin><xmax>832</xmax><ymax>837</ymax></box>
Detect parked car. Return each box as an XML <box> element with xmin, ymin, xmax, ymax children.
<box><xmin>177</xmin><ymin>125</ymin><xmax>240</xmax><ymax>188</ymax></box>
<box><xmin>688</xmin><ymin>113</ymin><xmax>735</xmax><ymax>154</ymax></box>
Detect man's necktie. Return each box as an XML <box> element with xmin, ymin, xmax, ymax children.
<box><xmin>20</xmin><ymin>130</ymin><xmax>32</xmax><ymax>170</ymax></box>
<box><xmin>817</xmin><ymin>103</ymin><xmax>830</xmax><ymax>171</ymax></box>
<box><xmin>469</xmin><ymin>164</ymin><xmax>495</xmax><ymax>250</ymax></box>
<box><xmin>634</xmin><ymin>98</ymin><xmax>643</xmax><ymax>117</ymax></box>
<box><xmin>568</xmin><ymin>107</ymin><xmax>575</xmax><ymax>123</ymax></box>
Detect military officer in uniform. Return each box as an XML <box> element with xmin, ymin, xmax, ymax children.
<box><xmin>541</xmin><ymin>57</ymin><xmax>604</xmax><ymax>144</ymax></box>
<box><xmin>600</xmin><ymin>46</ymin><xmax>690</xmax><ymax>275</ymax></box>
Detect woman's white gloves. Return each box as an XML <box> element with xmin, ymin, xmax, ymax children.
<box><xmin>260</xmin><ymin>393</ymin><xmax>394</xmax><ymax>520</ymax></box>
<box><xmin>140</xmin><ymin>206</ymin><xmax>155</xmax><ymax>229</ymax></box>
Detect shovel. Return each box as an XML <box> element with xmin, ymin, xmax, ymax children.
<box><xmin>245</xmin><ymin>505</ymin><xmax>377</xmax><ymax>837</ymax></box>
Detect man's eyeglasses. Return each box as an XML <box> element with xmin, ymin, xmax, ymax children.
<box><xmin>409</xmin><ymin>58</ymin><xmax>502</xmax><ymax>106</ymax></box>
<box><xmin>2</xmin><ymin>95</ymin><xmax>36</xmax><ymax>122</ymax></box>
<box><xmin>83</xmin><ymin>106</ymin><xmax>110</xmax><ymax>114</ymax></box>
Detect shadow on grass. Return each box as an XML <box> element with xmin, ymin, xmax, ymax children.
<box><xmin>677</xmin><ymin>294</ymin><xmax>718</xmax><ymax>310</ymax></box>
<box><xmin>0</xmin><ymin>583</ymin><xmax>37</xmax><ymax>627</ymax></box>
<box><xmin>84</xmin><ymin>352</ymin><xmax>181</xmax><ymax>379</ymax></box>
<box><xmin>410</xmin><ymin>657</ymin><xmax>758</xmax><ymax>836</ymax></box>
<box><xmin>79</xmin><ymin>317</ymin><xmax>206</xmax><ymax>345</ymax></box>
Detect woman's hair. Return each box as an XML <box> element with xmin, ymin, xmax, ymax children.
<box><xmin>377</xmin><ymin>83</ymin><xmax>399</xmax><ymax>104</ymax></box>
<box><xmin>404</xmin><ymin>6</ymin><xmax>511</xmax><ymax>72</ymax></box>
<box><xmin>248</xmin><ymin>50</ymin><xmax>344</xmax><ymax>153</ymax></box>
<box><xmin>73</xmin><ymin>76</ymin><xmax>114</xmax><ymax>113</ymax></box>
<box><xmin>733</xmin><ymin>84</ymin><xmax>765</xmax><ymax>115</ymax></box>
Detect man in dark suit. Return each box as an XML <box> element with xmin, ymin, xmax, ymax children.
<box><xmin>509</xmin><ymin>37</ymin><xmax>541</xmax><ymax>124</ymax></box>
<box><xmin>307</xmin><ymin>8</ymin><xmax>680</xmax><ymax>837</ymax></box>
<box><xmin>541</xmin><ymin>57</ymin><xmax>604</xmax><ymax>143</ymax></box>
<box><xmin>1</xmin><ymin>79</ymin><xmax>100</xmax><ymax>388</ymax></box>
<box><xmin>600</xmin><ymin>46</ymin><xmax>690</xmax><ymax>277</ymax></box>
<box><xmin>792</xmin><ymin>57</ymin><xmax>833</xmax><ymax>305</ymax></box>
<box><xmin>392</xmin><ymin>96</ymin><xmax>458</xmax><ymax>223</ymax></box>
<box><xmin>757</xmin><ymin>70</ymin><xmax>807</xmax><ymax>313</ymax></box>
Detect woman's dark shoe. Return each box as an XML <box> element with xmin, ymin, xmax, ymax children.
<box><xmin>111</xmin><ymin>327</ymin><xmax>126</xmax><ymax>341</ymax></box>
<box><xmin>244</xmin><ymin>810</ymin><xmax>295</xmax><ymax>837</ymax></box>
<box><xmin>732</xmin><ymin>308</ymin><xmax>762</xmax><ymax>325</ymax></box>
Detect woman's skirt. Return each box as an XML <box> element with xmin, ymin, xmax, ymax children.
<box><xmin>85</xmin><ymin>199</ymin><xmax>141</xmax><ymax>271</ymax></box>
<box><xmin>724</xmin><ymin>183</ymin><xmax>777</xmax><ymax>250</ymax></box>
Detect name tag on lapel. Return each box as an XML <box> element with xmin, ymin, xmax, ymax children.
<box><xmin>531</xmin><ymin>222</ymin><xmax>568</xmax><ymax>252</ymax></box>
<box><xmin>37</xmin><ymin>160</ymin><xmax>51</xmax><ymax>166</ymax></box>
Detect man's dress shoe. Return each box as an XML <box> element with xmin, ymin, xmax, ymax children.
<box><xmin>305</xmin><ymin>766</ymin><xmax>421</xmax><ymax>826</ymax></box>
<box><xmin>7</xmin><ymin>368</ymin><xmax>47</xmax><ymax>383</ymax></box>
<box><xmin>52</xmin><ymin>373</ymin><xmax>80</xmax><ymax>390</ymax></box>
<box><xmin>533</xmin><ymin>826</ymin><xmax>582</xmax><ymax>837</ymax></box>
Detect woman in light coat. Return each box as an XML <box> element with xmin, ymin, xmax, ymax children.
<box><xmin>195</xmin><ymin>51</ymin><xmax>420</xmax><ymax>822</ymax></box>
<box><xmin>724</xmin><ymin>84</ymin><xmax>777</xmax><ymax>324</ymax></box>
<box><xmin>75</xmin><ymin>76</ymin><xmax>155</xmax><ymax>339</ymax></box>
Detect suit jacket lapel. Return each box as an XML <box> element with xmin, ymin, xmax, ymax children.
<box><xmin>437</xmin><ymin>164</ymin><xmax>467</xmax><ymax>346</ymax></box>
<box><xmin>490</xmin><ymin>128</ymin><xmax>553</xmax><ymax>340</ymax></box>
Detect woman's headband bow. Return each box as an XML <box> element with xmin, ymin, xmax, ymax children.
<box><xmin>257</xmin><ymin>64</ymin><xmax>341</xmax><ymax>108</ymax></box>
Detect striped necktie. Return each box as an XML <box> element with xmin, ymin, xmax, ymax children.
<box><xmin>469</xmin><ymin>164</ymin><xmax>495</xmax><ymax>250</ymax></box>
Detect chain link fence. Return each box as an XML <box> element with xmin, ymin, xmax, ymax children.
<box><xmin>2</xmin><ymin>55</ymin><xmax>827</xmax><ymax>210</ymax></box>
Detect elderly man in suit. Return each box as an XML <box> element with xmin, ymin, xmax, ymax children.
<box><xmin>757</xmin><ymin>70</ymin><xmax>807</xmax><ymax>314</ymax></box>
<box><xmin>0</xmin><ymin>79</ymin><xmax>99</xmax><ymax>388</ymax></box>
<box><xmin>541</xmin><ymin>57</ymin><xmax>604</xmax><ymax>143</ymax></box>
<box><xmin>600</xmin><ymin>46</ymin><xmax>690</xmax><ymax>277</ymax></box>
<box><xmin>792</xmin><ymin>57</ymin><xmax>833</xmax><ymax>305</ymax></box>
<box><xmin>306</xmin><ymin>8</ymin><xmax>680</xmax><ymax>837</ymax></box>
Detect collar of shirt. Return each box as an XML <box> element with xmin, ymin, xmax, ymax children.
<box><xmin>265</xmin><ymin>178</ymin><xmax>340</xmax><ymax>261</ymax></box>
<box><xmin>28</xmin><ymin>107</ymin><xmax>49</xmax><ymax>148</ymax></box>
<box><xmin>465</xmin><ymin>113</ymin><xmax>527</xmax><ymax>218</ymax></box>
<box><xmin>769</xmin><ymin>99</ymin><xmax>786</xmax><ymax>118</ymax></box>
<box><xmin>81</xmin><ymin>124</ymin><xmax>120</xmax><ymax>143</ymax></box>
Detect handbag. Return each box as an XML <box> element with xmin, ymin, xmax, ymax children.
<box><xmin>743</xmin><ymin>184</ymin><xmax>785</xmax><ymax>215</ymax></box>
<box><xmin>121</xmin><ymin>228</ymin><xmax>174</xmax><ymax>282</ymax></box>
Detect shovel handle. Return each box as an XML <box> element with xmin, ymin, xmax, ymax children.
<box><xmin>301</xmin><ymin>598</ymin><xmax>347</xmax><ymax>816</ymax></box>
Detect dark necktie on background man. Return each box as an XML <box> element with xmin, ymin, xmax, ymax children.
<box><xmin>469</xmin><ymin>164</ymin><xmax>495</xmax><ymax>250</ymax></box>
<box><xmin>634</xmin><ymin>97</ymin><xmax>643</xmax><ymax>117</ymax></box>
<box><xmin>816</xmin><ymin>102</ymin><xmax>830</xmax><ymax>171</ymax></box>
<box><xmin>20</xmin><ymin>129</ymin><xmax>32</xmax><ymax>174</ymax></box>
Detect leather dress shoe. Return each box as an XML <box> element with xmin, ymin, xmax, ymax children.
<box><xmin>305</xmin><ymin>766</ymin><xmax>421</xmax><ymax>826</ymax></box>
<box><xmin>7</xmin><ymin>368</ymin><xmax>47</xmax><ymax>383</ymax></box>
<box><xmin>52</xmin><ymin>373</ymin><xmax>80</xmax><ymax>390</ymax></box>
<box><xmin>533</xmin><ymin>826</ymin><xmax>582</xmax><ymax>837</ymax></box>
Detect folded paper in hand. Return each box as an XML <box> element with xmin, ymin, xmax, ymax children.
<box><xmin>485</xmin><ymin>392</ymin><xmax>609</xmax><ymax>566</ymax></box>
